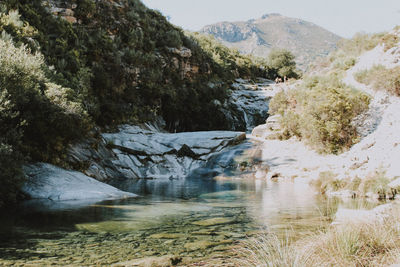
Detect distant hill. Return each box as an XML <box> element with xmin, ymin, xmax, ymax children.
<box><xmin>200</xmin><ymin>13</ymin><xmax>342</xmax><ymax>70</ymax></box>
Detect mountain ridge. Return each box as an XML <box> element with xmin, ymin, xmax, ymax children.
<box><xmin>200</xmin><ymin>13</ymin><xmax>342</xmax><ymax>70</ymax></box>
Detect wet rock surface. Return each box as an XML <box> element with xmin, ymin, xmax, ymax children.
<box><xmin>67</xmin><ymin>126</ymin><xmax>246</xmax><ymax>181</ymax></box>
<box><xmin>221</xmin><ymin>79</ymin><xmax>277</xmax><ymax>132</ymax></box>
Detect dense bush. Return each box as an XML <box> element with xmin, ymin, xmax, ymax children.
<box><xmin>269</xmin><ymin>74</ymin><xmax>370</xmax><ymax>153</ymax></box>
<box><xmin>0</xmin><ymin>38</ymin><xmax>90</xmax><ymax>206</ymax></box>
<box><xmin>354</xmin><ymin>65</ymin><xmax>400</xmax><ymax>96</ymax></box>
<box><xmin>267</xmin><ymin>49</ymin><xmax>300</xmax><ymax>79</ymax></box>
<box><xmin>187</xmin><ymin>33</ymin><xmax>273</xmax><ymax>79</ymax></box>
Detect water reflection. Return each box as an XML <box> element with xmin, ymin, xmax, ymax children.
<box><xmin>0</xmin><ymin>176</ymin><xmax>382</xmax><ymax>266</ymax></box>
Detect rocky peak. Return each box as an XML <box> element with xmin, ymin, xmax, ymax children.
<box><xmin>260</xmin><ymin>13</ymin><xmax>282</xmax><ymax>20</ymax></box>
<box><xmin>201</xmin><ymin>22</ymin><xmax>256</xmax><ymax>43</ymax></box>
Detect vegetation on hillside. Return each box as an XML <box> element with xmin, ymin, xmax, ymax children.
<box><xmin>269</xmin><ymin>73</ymin><xmax>370</xmax><ymax>154</ymax></box>
<box><xmin>187</xmin><ymin>32</ymin><xmax>271</xmax><ymax>78</ymax></box>
<box><xmin>310</xmin><ymin>31</ymin><xmax>398</xmax><ymax>72</ymax></box>
<box><xmin>0</xmin><ymin>0</ymin><xmax>300</xmax><ymax>207</ymax></box>
<box><xmin>354</xmin><ymin>65</ymin><xmax>400</xmax><ymax>96</ymax></box>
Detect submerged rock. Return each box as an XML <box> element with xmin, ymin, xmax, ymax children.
<box><xmin>112</xmin><ymin>255</ymin><xmax>184</xmax><ymax>267</ymax></box>
<box><xmin>149</xmin><ymin>233</ymin><xmax>185</xmax><ymax>239</ymax></box>
<box><xmin>22</xmin><ymin>163</ymin><xmax>136</xmax><ymax>201</ymax></box>
<box><xmin>191</xmin><ymin>217</ymin><xmax>235</xmax><ymax>226</ymax></box>
<box><xmin>184</xmin><ymin>240</ymin><xmax>217</xmax><ymax>251</ymax></box>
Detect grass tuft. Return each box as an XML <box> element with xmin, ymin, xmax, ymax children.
<box><xmin>238</xmin><ymin>207</ymin><xmax>400</xmax><ymax>267</ymax></box>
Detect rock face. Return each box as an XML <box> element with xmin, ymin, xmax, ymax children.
<box><xmin>200</xmin><ymin>13</ymin><xmax>341</xmax><ymax>70</ymax></box>
<box><xmin>67</xmin><ymin>125</ymin><xmax>246</xmax><ymax>181</ymax></box>
<box><xmin>22</xmin><ymin>163</ymin><xmax>136</xmax><ymax>201</ymax></box>
<box><xmin>221</xmin><ymin>79</ymin><xmax>276</xmax><ymax>131</ymax></box>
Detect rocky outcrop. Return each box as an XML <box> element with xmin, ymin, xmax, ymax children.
<box><xmin>67</xmin><ymin>125</ymin><xmax>246</xmax><ymax>181</ymax></box>
<box><xmin>221</xmin><ymin>79</ymin><xmax>276</xmax><ymax>131</ymax></box>
<box><xmin>22</xmin><ymin>163</ymin><xmax>136</xmax><ymax>201</ymax></box>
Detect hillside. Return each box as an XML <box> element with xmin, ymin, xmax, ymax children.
<box><xmin>247</xmin><ymin>28</ymin><xmax>400</xmax><ymax>266</ymax></box>
<box><xmin>0</xmin><ymin>0</ymin><xmax>285</xmax><ymax>207</ymax></box>
<box><xmin>200</xmin><ymin>13</ymin><xmax>342</xmax><ymax>70</ymax></box>
<box><xmin>253</xmin><ymin>27</ymin><xmax>400</xmax><ymax>195</ymax></box>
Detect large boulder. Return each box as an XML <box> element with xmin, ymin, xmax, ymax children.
<box><xmin>22</xmin><ymin>163</ymin><xmax>136</xmax><ymax>201</ymax></box>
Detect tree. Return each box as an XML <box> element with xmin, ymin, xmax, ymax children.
<box><xmin>268</xmin><ymin>49</ymin><xmax>299</xmax><ymax>79</ymax></box>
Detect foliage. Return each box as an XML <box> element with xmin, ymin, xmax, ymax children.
<box><xmin>267</xmin><ymin>49</ymin><xmax>300</xmax><ymax>79</ymax></box>
<box><xmin>0</xmin><ymin>142</ymin><xmax>23</xmax><ymax>207</ymax></box>
<box><xmin>1</xmin><ymin>0</ymin><xmax>280</xmax><ymax>133</ymax></box>
<box><xmin>381</xmin><ymin>33</ymin><xmax>399</xmax><ymax>52</ymax></box>
<box><xmin>310</xmin><ymin>31</ymin><xmax>395</xmax><ymax>72</ymax></box>
<box><xmin>0</xmin><ymin>38</ymin><xmax>90</xmax><ymax>207</ymax></box>
<box><xmin>337</xmin><ymin>32</ymin><xmax>384</xmax><ymax>57</ymax></box>
<box><xmin>0</xmin><ymin>0</ymin><xmax>290</xmax><ymax>207</ymax></box>
<box><xmin>354</xmin><ymin>65</ymin><xmax>400</xmax><ymax>96</ymax></box>
<box><xmin>310</xmin><ymin>171</ymin><xmax>344</xmax><ymax>194</ymax></box>
<box><xmin>187</xmin><ymin>32</ymin><xmax>273</xmax><ymax>79</ymax></box>
<box><xmin>268</xmin><ymin>90</ymin><xmax>288</xmax><ymax>116</ymax></box>
<box><xmin>311</xmin><ymin>169</ymin><xmax>394</xmax><ymax>199</ymax></box>
<box><xmin>269</xmin><ymin>73</ymin><xmax>370</xmax><ymax>153</ymax></box>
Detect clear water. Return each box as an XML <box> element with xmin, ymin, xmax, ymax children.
<box><xmin>0</xmin><ymin>141</ymin><xmax>378</xmax><ymax>266</ymax></box>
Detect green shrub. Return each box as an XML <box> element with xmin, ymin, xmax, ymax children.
<box><xmin>268</xmin><ymin>48</ymin><xmax>300</xmax><ymax>79</ymax></box>
<box><xmin>268</xmin><ymin>90</ymin><xmax>289</xmax><ymax>116</ymax></box>
<box><xmin>354</xmin><ymin>65</ymin><xmax>400</xmax><ymax>96</ymax></box>
<box><xmin>0</xmin><ymin>37</ymin><xmax>90</xmax><ymax>207</ymax></box>
<box><xmin>269</xmin><ymin>73</ymin><xmax>370</xmax><ymax>154</ymax></box>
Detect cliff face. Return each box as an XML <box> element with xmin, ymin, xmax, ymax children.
<box><xmin>200</xmin><ymin>14</ymin><xmax>342</xmax><ymax>70</ymax></box>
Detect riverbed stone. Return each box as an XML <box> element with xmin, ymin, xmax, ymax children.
<box><xmin>149</xmin><ymin>233</ymin><xmax>185</xmax><ymax>239</ymax></box>
<box><xmin>184</xmin><ymin>240</ymin><xmax>217</xmax><ymax>251</ymax></box>
<box><xmin>191</xmin><ymin>217</ymin><xmax>235</xmax><ymax>226</ymax></box>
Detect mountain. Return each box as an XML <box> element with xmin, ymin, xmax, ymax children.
<box><xmin>200</xmin><ymin>13</ymin><xmax>342</xmax><ymax>70</ymax></box>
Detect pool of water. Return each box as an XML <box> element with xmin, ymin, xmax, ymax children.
<box><xmin>0</xmin><ymin>141</ymin><xmax>379</xmax><ymax>266</ymax></box>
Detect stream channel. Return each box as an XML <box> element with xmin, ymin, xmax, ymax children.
<box><xmin>0</xmin><ymin>137</ymin><xmax>378</xmax><ymax>266</ymax></box>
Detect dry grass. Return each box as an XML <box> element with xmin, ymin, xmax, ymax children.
<box><xmin>354</xmin><ymin>65</ymin><xmax>400</xmax><ymax>96</ymax></box>
<box><xmin>238</xmin><ymin>207</ymin><xmax>400</xmax><ymax>267</ymax></box>
<box><xmin>310</xmin><ymin>169</ymin><xmax>395</xmax><ymax>199</ymax></box>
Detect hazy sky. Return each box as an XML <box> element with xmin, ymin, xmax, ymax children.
<box><xmin>141</xmin><ymin>0</ymin><xmax>400</xmax><ymax>38</ymax></box>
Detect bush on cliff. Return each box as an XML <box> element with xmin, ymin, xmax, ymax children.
<box><xmin>0</xmin><ymin>37</ymin><xmax>90</xmax><ymax>206</ymax></box>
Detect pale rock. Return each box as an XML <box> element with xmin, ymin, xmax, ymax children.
<box><xmin>22</xmin><ymin>163</ymin><xmax>136</xmax><ymax>201</ymax></box>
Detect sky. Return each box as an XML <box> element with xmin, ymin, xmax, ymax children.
<box><xmin>141</xmin><ymin>0</ymin><xmax>400</xmax><ymax>38</ymax></box>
